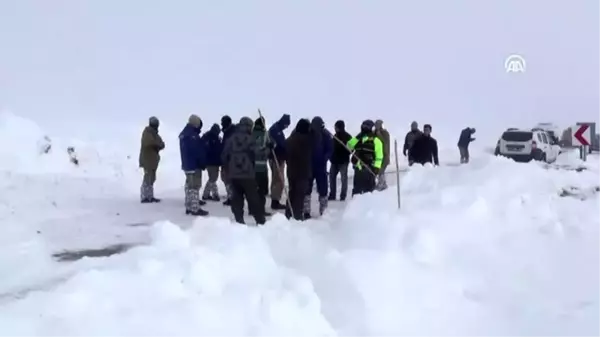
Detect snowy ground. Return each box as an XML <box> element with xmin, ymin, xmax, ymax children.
<box><xmin>0</xmin><ymin>113</ymin><xmax>598</xmax><ymax>336</ymax></box>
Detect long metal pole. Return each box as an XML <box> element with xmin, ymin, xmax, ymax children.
<box><xmin>394</xmin><ymin>139</ymin><xmax>401</xmax><ymax>209</ymax></box>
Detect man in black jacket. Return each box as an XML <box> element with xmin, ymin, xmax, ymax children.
<box><xmin>221</xmin><ymin>115</ymin><xmax>236</xmax><ymax>206</ymax></box>
<box><xmin>285</xmin><ymin>119</ymin><xmax>313</xmax><ymax>221</ymax></box>
<box><xmin>409</xmin><ymin>124</ymin><xmax>439</xmax><ymax>166</ymax></box>
<box><xmin>328</xmin><ymin>120</ymin><xmax>352</xmax><ymax>201</ymax></box>
<box><xmin>403</xmin><ymin>121</ymin><xmax>423</xmax><ymax>165</ymax></box>
<box><xmin>457</xmin><ymin>127</ymin><xmax>476</xmax><ymax>163</ymax></box>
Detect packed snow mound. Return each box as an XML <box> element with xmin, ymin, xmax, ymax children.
<box><xmin>0</xmin><ymin>154</ymin><xmax>597</xmax><ymax>336</ymax></box>
<box><xmin>0</xmin><ymin>112</ymin><xmax>176</xmax><ymax>180</ymax></box>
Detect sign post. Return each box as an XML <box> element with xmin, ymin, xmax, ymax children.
<box><xmin>576</xmin><ymin>122</ymin><xmax>596</xmax><ymax>154</ymax></box>
<box><xmin>572</xmin><ymin>124</ymin><xmax>592</xmax><ymax>161</ymax></box>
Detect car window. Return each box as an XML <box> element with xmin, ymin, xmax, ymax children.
<box><xmin>501</xmin><ymin>131</ymin><xmax>533</xmax><ymax>142</ymax></box>
<box><xmin>541</xmin><ymin>133</ymin><xmax>549</xmax><ymax>144</ymax></box>
<box><xmin>537</xmin><ymin>133</ymin><xmax>543</xmax><ymax>143</ymax></box>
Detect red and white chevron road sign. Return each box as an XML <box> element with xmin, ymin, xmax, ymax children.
<box><xmin>572</xmin><ymin>124</ymin><xmax>591</xmax><ymax>146</ymax></box>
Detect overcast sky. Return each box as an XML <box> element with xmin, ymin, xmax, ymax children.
<box><xmin>0</xmin><ymin>0</ymin><xmax>597</xmax><ymax>141</ymax></box>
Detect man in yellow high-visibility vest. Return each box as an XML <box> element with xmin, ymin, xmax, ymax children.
<box><xmin>346</xmin><ymin>119</ymin><xmax>384</xmax><ymax>196</ymax></box>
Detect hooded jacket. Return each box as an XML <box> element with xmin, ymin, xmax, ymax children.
<box><xmin>179</xmin><ymin>123</ymin><xmax>206</xmax><ymax>172</ymax></box>
<box><xmin>221</xmin><ymin>117</ymin><xmax>257</xmax><ymax>179</ymax></box>
<box><xmin>286</xmin><ymin>119</ymin><xmax>313</xmax><ymax>182</ymax></box>
<box><xmin>201</xmin><ymin>124</ymin><xmax>223</xmax><ymax>166</ymax></box>
<box><xmin>253</xmin><ymin>117</ymin><xmax>271</xmax><ymax>173</ymax></box>
<box><xmin>139</xmin><ymin>125</ymin><xmax>165</xmax><ymax>170</ymax></box>
<box><xmin>268</xmin><ymin>114</ymin><xmax>291</xmax><ymax>160</ymax></box>
<box><xmin>310</xmin><ymin>116</ymin><xmax>333</xmax><ymax>172</ymax></box>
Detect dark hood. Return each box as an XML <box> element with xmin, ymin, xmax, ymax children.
<box><xmin>221</xmin><ymin>115</ymin><xmax>232</xmax><ymax>130</ymax></box>
<box><xmin>311</xmin><ymin>116</ymin><xmax>324</xmax><ymax>142</ymax></box>
<box><xmin>182</xmin><ymin>123</ymin><xmax>201</xmax><ymax>136</ymax></box>
<box><xmin>236</xmin><ymin>117</ymin><xmax>254</xmax><ymax>134</ymax></box>
<box><xmin>209</xmin><ymin>123</ymin><xmax>221</xmax><ymax>135</ymax></box>
<box><xmin>294</xmin><ymin>119</ymin><xmax>311</xmax><ymax>134</ymax></box>
<box><xmin>311</xmin><ymin>116</ymin><xmax>324</xmax><ymax>131</ymax></box>
<box><xmin>278</xmin><ymin>114</ymin><xmax>291</xmax><ymax>129</ymax></box>
<box><xmin>254</xmin><ymin>117</ymin><xmax>266</xmax><ymax>132</ymax></box>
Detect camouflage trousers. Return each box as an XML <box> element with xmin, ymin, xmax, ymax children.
<box><xmin>140</xmin><ymin>169</ymin><xmax>156</xmax><ymax>201</ymax></box>
<box><xmin>376</xmin><ymin>167</ymin><xmax>388</xmax><ymax>191</ymax></box>
<box><xmin>303</xmin><ymin>194</ymin><xmax>328</xmax><ymax>216</ymax></box>
<box><xmin>184</xmin><ymin>170</ymin><xmax>202</xmax><ymax>212</ymax></box>
<box><xmin>221</xmin><ymin>167</ymin><xmax>233</xmax><ymax>200</ymax></box>
<box><xmin>202</xmin><ymin>166</ymin><xmax>220</xmax><ymax>198</ymax></box>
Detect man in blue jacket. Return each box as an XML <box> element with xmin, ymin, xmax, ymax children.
<box><xmin>220</xmin><ymin>115</ymin><xmax>236</xmax><ymax>206</ymax></box>
<box><xmin>179</xmin><ymin>114</ymin><xmax>209</xmax><ymax>216</ymax></box>
<box><xmin>303</xmin><ymin>116</ymin><xmax>332</xmax><ymax>218</ymax></box>
<box><xmin>268</xmin><ymin>113</ymin><xmax>291</xmax><ymax>210</ymax></box>
<box><xmin>201</xmin><ymin>123</ymin><xmax>223</xmax><ymax>201</ymax></box>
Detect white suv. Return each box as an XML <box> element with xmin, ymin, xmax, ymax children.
<box><xmin>494</xmin><ymin>128</ymin><xmax>560</xmax><ymax>163</ymax></box>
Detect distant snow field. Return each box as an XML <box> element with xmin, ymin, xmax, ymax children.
<box><xmin>0</xmin><ymin>112</ymin><xmax>598</xmax><ymax>336</ymax></box>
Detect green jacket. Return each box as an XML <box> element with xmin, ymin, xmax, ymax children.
<box><xmin>139</xmin><ymin>126</ymin><xmax>165</xmax><ymax>170</ymax></box>
<box><xmin>347</xmin><ymin>135</ymin><xmax>384</xmax><ymax>170</ymax></box>
<box><xmin>253</xmin><ymin>128</ymin><xmax>270</xmax><ymax>172</ymax></box>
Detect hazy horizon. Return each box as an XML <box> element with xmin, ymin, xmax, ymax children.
<box><xmin>1</xmin><ymin>0</ymin><xmax>598</xmax><ymax>140</ymax></box>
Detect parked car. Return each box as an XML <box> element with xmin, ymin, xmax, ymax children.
<box><xmin>494</xmin><ymin>128</ymin><xmax>560</xmax><ymax>163</ymax></box>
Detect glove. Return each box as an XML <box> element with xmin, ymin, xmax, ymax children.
<box><xmin>267</xmin><ymin>142</ymin><xmax>275</xmax><ymax>150</ymax></box>
<box><xmin>372</xmin><ymin>167</ymin><xmax>380</xmax><ymax>175</ymax></box>
<box><xmin>402</xmin><ymin>149</ymin><xmax>407</xmax><ymax>156</ymax></box>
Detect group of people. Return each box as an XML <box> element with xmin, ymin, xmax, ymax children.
<box><xmin>402</xmin><ymin>122</ymin><xmax>476</xmax><ymax>165</ymax></box>
<box><xmin>138</xmin><ymin>114</ymin><xmax>476</xmax><ymax>225</ymax></box>
<box><xmin>138</xmin><ymin>114</ymin><xmax>393</xmax><ymax>224</ymax></box>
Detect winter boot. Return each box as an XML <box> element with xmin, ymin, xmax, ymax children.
<box><xmin>202</xmin><ymin>195</ymin><xmax>220</xmax><ymax>202</ymax></box>
<box><xmin>340</xmin><ymin>194</ymin><xmax>346</xmax><ymax>201</ymax></box>
<box><xmin>328</xmin><ymin>195</ymin><xmax>336</xmax><ymax>201</ymax></box>
<box><xmin>271</xmin><ymin>200</ymin><xmax>286</xmax><ymax>210</ymax></box>
<box><xmin>250</xmin><ymin>210</ymin><xmax>272</xmax><ymax>217</ymax></box>
<box><xmin>223</xmin><ymin>199</ymin><xmax>231</xmax><ymax>206</ymax></box>
<box><xmin>303</xmin><ymin>195</ymin><xmax>311</xmax><ymax>215</ymax></box>
<box><xmin>318</xmin><ymin>196</ymin><xmax>328</xmax><ymax>216</ymax></box>
<box><xmin>376</xmin><ymin>174</ymin><xmax>388</xmax><ymax>191</ymax></box>
<box><xmin>185</xmin><ymin>187</ymin><xmax>209</xmax><ymax>216</ymax></box>
<box><xmin>186</xmin><ymin>208</ymin><xmax>209</xmax><ymax>216</ymax></box>
<box><xmin>140</xmin><ymin>182</ymin><xmax>153</xmax><ymax>203</ymax></box>
<box><xmin>303</xmin><ymin>213</ymin><xmax>312</xmax><ymax>220</ymax></box>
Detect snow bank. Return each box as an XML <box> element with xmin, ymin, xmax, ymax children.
<box><xmin>0</xmin><ymin>153</ymin><xmax>597</xmax><ymax>335</ymax></box>
<box><xmin>0</xmin><ymin>111</ymin><xmax>127</xmax><ymax>176</ymax></box>
<box><xmin>0</xmin><ymin>111</ymin><xmax>191</xmax><ymax>193</ymax></box>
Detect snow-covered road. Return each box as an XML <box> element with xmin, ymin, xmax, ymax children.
<box><xmin>0</xmin><ymin>114</ymin><xmax>597</xmax><ymax>335</ymax></box>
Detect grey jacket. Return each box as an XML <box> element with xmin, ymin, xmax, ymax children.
<box><xmin>221</xmin><ymin>117</ymin><xmax>257</xmax><ymax>179</ymax></box>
